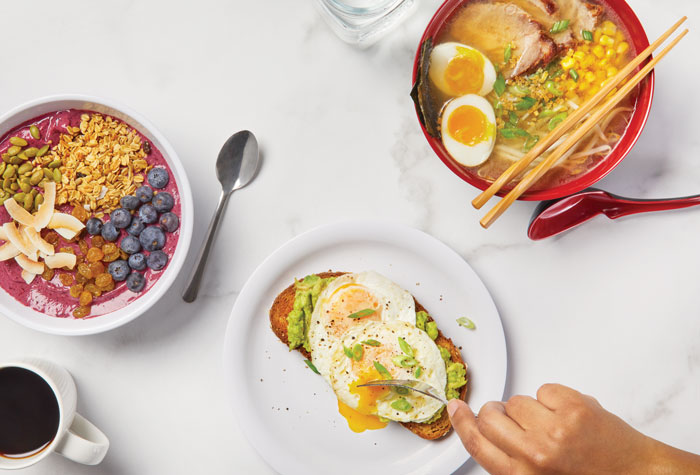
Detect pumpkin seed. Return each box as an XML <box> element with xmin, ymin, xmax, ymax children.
<box><xmin>1</xmin><ymin>153</ymin><xmax>10</xmax><ymax>162</ymax></box>
<box><xmin>10</xmin><ymin>183</ymin><xmax>18</xmax><ymax>191</ymax></box>
<box><xmin>43</xmin><ymin>169</ymin><xmax>54</xmax><ymax>180</ymax></box>
<box><xmin>7</xmin><ymin>146</ymin><xmax>21</xmax><ymax>156</ymax></box>
<box><xmin>17</xmin><ymin>152</ymin><xmax>28</xmax><ymax>161</ymax></box>
<box><xmin>9</xmin><ymin>137</ymin><xmax>27</xmax><ymax>147</ymax></box>
<box><xmin>30</xmin><ymin>125</ymin><xmax>40</xmax><ymax>140</ymax></box>
<box><xmin>30</xmin><ymin>188</ymin><xmax>38</xmax><ymax>197</ymax></box>
<box><xmin>0</xmin><ymin>196</ymin><xmax>6</xmax><ymax>205</ymax></box>
<box><xmin>30</xmin><ymin>170</ymin><xmax>43</xmax><ymax>185</ymax></box>
<box><xmin>36</xmin><ymin>145</ymin><xmax>49</xmax><ymax>157</ymax></box>
<box><xmin>19</xmin><ymin>182</ymin><xmax>31</xmax><ymax>193</ymax></box>
<box><xmin>3</xmin><ymin>178</ymin><xmax>11</xmax><ymax>190</ymax></box>
<box><xmin>48</xmin><ymin>159</ymin><xmax>61</xmax><ymax>168</ymax></box>
<box><xmin>13</xmin><ymin>192</ymin><xmax>25</xmax><ymax>202</ymax></box>
<box><xmin>9</xmin><ymin>156</ymin><xmax>22</xmax><ymax>165</ymax></box>
<box><xmin>34</xmin><ymin>193</ymin><xmax>43</xmax><ymax>209</ymax></box>
<box><xmin>3</xmin><ymin>166</ymin><xmax>16</xmax><ymax>179</ymax></box>
<box><xmin>24</xmin><ymin>147</ymin><xmax>38</xmax><ymax>158</ymax></box>
<box><xmin>0</xmin><ymin>163</ymin><xmax>5</xmax><ymax>176</ymax></box>
<box><xmin>18</xmin><ymin>163</ymin><xmax>33</xmax><ymax>175</ymax></box>
<box><xmin>23</xmin><ymin>194</ymin><xmax>33</xmax><ymax>211</ymax></box>
<box><xmin>38</xmin><ymin>178</ymin><xmax>48</xmax><ymax>188</ymax></box>
<box><xmin>53</xmin><ymin>169</ymin><xmax>61</xmax><ymax>182</ymax></box>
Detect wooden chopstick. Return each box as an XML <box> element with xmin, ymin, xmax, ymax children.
<box><xmin>479</xmin><ymin>28</ymin><xmax>689</xmax><ymax>229</ymax></box>
<box><xmin>471</xmin><ymin>16</ymin><xmax>688</xmax><ymax>210</ymax></box>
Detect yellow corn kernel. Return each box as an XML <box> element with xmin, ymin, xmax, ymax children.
<box><xmin>584</xmin><ymin>71</ymin><xmax>596</xmax><ymax>82</ymax></box>
<box><xmin>588</xmin><ymin>86</ymin><xmax>600</xmax><ymax>97</ymax></box>
<box><xmin>615</xmin><ymin>31</ymin><xmax>625</xmax><ymax>43</ymax></box>
<box><xmin>617</xmin><ymin>42</ymin><xmax>629</xmax><ymax>55</ymax></box>
<box><xmin>592</xmin><ymin>45</ymin><xmax>605</xmax><ymax>58</ymax></box>
<box><xmin>599</xmin><ymin>58</ymin><xmax>609</xmax><ymax>68</ymax></box>
<box><xmin>594</xmin><ymin>29</ymin><xmax>603</xmax><ymax>43</ymax></box>
<box><xmin>573</xmin><ymin>51</ymin><xmax>586</xmax><ymax>61</ymax></box>
<box><xmin>578</xmin><ymin>81</ymin><xmax>590</xmax><ymax>91</ymax></box>
<box><xmin>605</xmin><ymin>48</ymin><xmax>616</xmax><ymax>59</ymax></box>
<box><xmin>580</xmin><ymin>44</ymin><xmax>590</xmax><ymax>53</ymax></box>
<box><xmin>596</xmin><ymin>70</ymin><xmax>607</xmax><ymax>82</ymax></box>
<box><xmin>602</xmin><ymin>20</ymin><xmax>617</xmax><ymax>36</ymax></box>
<box><xmin>581</xmin><ymin>55</ymin><xmax>595</xmax><ymax>68</ymax></box>
<box><xmin>599</xmin><ymin>35</ymin><xmax>614</xmax><ymax>46</ymax></box>
<box><xmin>561</xmin><ymin>57</ymin><xmax>576</xmax><ymax>69</ymax></box>
<box><xmin>606</xmin><ymin>66</ymin><xmax>618</xmax><ymax>78</ymax></box>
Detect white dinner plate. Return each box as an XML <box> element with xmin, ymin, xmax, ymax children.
<box><xmin>223</xmin><ymin>220</ymin><xmax>507</xmax><ymax>475</ymax></box>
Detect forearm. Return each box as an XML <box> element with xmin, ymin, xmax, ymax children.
<box><xmin>642</xmin><ymin>437</ymin><xmax>700</xmax><ymax>475</ymax></box>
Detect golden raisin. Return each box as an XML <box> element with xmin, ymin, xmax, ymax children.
<box><xmin>69</xmin><ymin>284</ymin><xmax>84</xmax><ymax>298</ymax></box>
<box><xmin>101</xmin><ymin>281</ymin><xmax>115</xmax><ymax>292</ymax></box>
<box><xmin>102</xmin><ymin>243</ymin><xmax>117</xmax><ymax>255</ymax></box>
<box><xmin>44</xmin><ymin>231</ymin><xmax>60</xmax><ymax>246</ymax></box>
<box><xmin>86</xmin><ymin>247</ymin><xmax>104</xmax><ymax>262</ymax></box>
<box><xmin>91</xmin><ymin>235</ymin><xmax>105</xmax><ymax>248</ymax></box>
<box><xmin>79</xmin><ymin>290</ymin><xmax>93</xmax><ymax>306</ymax></box>
<box><xmin>76</xmin><ymin>255</ymin><xmax>85</xmax><ymax>265</ymax></box>
<box><xmin>59</xmin><ymin>247</ymin><xmax>75</xmax><ymax>255</ymax></box>
<box><xmin>73</xmin><ymin>306</ymin><xmax>90</xmax><ymax>318</ymax></box>
<box><xmin>41</xmin><ymin>267</ymin><xmax>55</xmax><ymax>281</ymax></box>
<box><xmin>78</xmin><ymin>263</ymin><xmax>92</xmax><ymax>279</ymax></box>
<box><xmin>78</xmin><ymin>239</ymin><xmax>89</xmax><ymax>255</ymax></box>
<box><xmin>71</xmin><ymin>205</ymin><xmax>89</xmax><ymax>223</ymax></box>
<box><xmin>75</xmin><ymin>273</ymin><xmax>88</xmax><ymax>284</ymax></box>
<box><xmin>88</xmin><ymin>261</ymin><xmax>105</xmax><ymax>276</ymax></box>
<box><xmin>119</xmin><ymin>249</ymin><xmax>128</xmax><ymax>260</ymax></box>
<box><xmin>103</xmin><ymin>252</ymin><xmax>119</xmax><ymax>263</ymax></box>
<box><xmin>59</xmin><ymin>273</ymin><xmax>74</xmax><ymax>286</ymax></box>
<box><xmin>95</xmin><ymin>273</ymin><xmax>113</xmax><ymax>289</ymax></box>
<box><xmin>84</xmin><ymin>283</ymin><xmax>101</xmax><ymax>298</ymax></box>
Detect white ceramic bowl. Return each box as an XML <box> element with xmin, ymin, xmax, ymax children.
<box><xmin>0</xmin><ymin>94</ymin><xmax>193</xmax><ymax>335</ymax></box>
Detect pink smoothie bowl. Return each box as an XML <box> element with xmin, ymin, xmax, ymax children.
<box><xmin>0</xmin><ymin>95</ymin><xmax>194</xmax><ymax>336</ymax></box>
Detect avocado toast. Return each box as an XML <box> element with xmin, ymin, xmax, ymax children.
<box><xmin>269</xmin><ymin>271</ymin><xmax>468</xmax><ymax>440</ymax></box>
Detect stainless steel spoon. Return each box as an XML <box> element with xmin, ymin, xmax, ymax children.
<box><xmin>182</xmin><ymin>130</ymin><xmax>259</xmax><ymax>302</ymax></box>
<box><xmin>357</xmin><ymin>379</ymin><xmax>448</xmax><ymax>405</ymax></box>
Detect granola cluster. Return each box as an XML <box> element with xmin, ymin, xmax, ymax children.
<box><xmin>34</xmin><ymin>114</ymin><xmax>152</xmax><ymax>217</ymax></box>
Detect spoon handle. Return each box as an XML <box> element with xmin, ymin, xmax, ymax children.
<box><xmin>182</xmin><ymin>191</ymin><xmax>230</xmax><ymax>302</ymax></box>
<box><xmin>605</xmin><ymin>194</ymin><xmax>700</xmax><ymax>218</ymax></box>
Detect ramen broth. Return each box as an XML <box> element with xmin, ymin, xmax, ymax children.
<box><xmin>425</xmin><ymin>0</ymin><xmax>639</xmax><ymax>192</ymax></box>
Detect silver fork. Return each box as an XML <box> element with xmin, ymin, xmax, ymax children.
<box><xmin>357</xmin><ymin>379</ymin><xmax>447</xmax><ymax>405</ymax></box>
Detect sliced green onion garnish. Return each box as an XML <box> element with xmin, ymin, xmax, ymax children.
<box><xmin>456</xmin><ymin>317</ymin><xmax>476</xmax><ymax>330</ymax></box>
<box><xmin>548</xmin><ymin>112</ymin><xmax>568</xmax><ymax>131</ymax></box>
<box><xmin>343</xmin><ymin>346</ymin><xmax>354</xmax><ymax>359</ymax></box>
<box><xmin>509</xmin><ymin>84</ymin><xmax>530</xmax><ymax>96</ymax></box>
<box><xmin>395</xmin><ymin>387</ymin><xmax>409</xmax><ymax>395</ymax></box>
<box><xmin>391</xmin><ymin>355</ymin><xmax>417</xmax><ymax>368</ymax></box>
<box><xmin>539</xmin><ymin>109</ymin><xmax>558</xmax><ymax>118</ymax></box>
<box><xmin>544</xmin><ymin>81</ymin><xmax>563</xmax><ymax>97</ymax></box>
<box><xmin>550</xmin><ymin>19</ymin><xmax>570</xmax><ymax>34</ymax></box>
<box><xmin>493</xmin><ymin>73</ymin><xmax>506</xmax><ymax>96</ymax></box>
<box><xmin>569</xmin><ymin>69</ymin><xmax>579</xmax><ymax>82</ymax></box>
<box><xmin>508</xmin><ymin>111</ymin><xmax>519</xmax><ymax>126</ymax></box>
<box><xmin>500</xmin><ymin>127</ymin><xmax>529</xmax><ymax>139</ymax></box>
<box><xmin>398</xmin><ymin>337</ymin><xmax>414</xmax><ymax>357</ymax></box>
<box><xmin>374</xmin><ymin>361</ymin><xmax>392</xmax><ymax>380</ymax></box>
<box><xmin>493</xmin><ymin>99</ymin><xmax>503</xmax><ymax>117</ymax></box>
<box><xmin>304</xmin><ymin>359</ymin><xmax>320</xmax><ymax>375</ymax></box>
<box><xmin>523</xmin><ymin>134</ymin><xmax>539</xmax><ymax>152</ymax></box>
<box><xmin>582</xmin><ymin>30</ymin><xmax>593</xmax><ymax>41</ymax></box>
<box><xmin>504</xmin><ymin>43</ymin><xmax>512</xmax><ymax>64</ymax></box>
<box><xmin>362</xmin><ymin>339</ymin><xmax>381</xmax><ymax>347</ymax></box>
<box><xmin>352</xmin><ymin>343</ymin><xmax>363</xmax><ymax>361</ymax></box>
<box><xmin>414</xmin><ymin>366</ymin><xmax>422</xmax><ymax>378</ymax></box>
<box><xmin>516</xmin><ymin>96</ymin><xmax>537</xmax><ymax>110</ymax></box>
<box><xmin>347</xmin><ymin>308</ymin><xmax>375</xmax><ymax>319</ymax></box>
<box><xmin>550</xmin><ymin>68</ymin><xmax>564</xmax><ymax>78</ymax></box>
<box><xmin>391</xmin><ymin>398</ymin><xmax>413</xmax><ymax>412</ymax></box>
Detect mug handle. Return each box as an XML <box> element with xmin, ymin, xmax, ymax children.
<box><xmin>53</xmin><ymin>413</ymin><xmax>110</xmax><ymax>465</ymax></box>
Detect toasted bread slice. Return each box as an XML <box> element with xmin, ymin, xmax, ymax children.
<box><xmin>269</xmin><ymin>271</ymin><xmax>468</xmax><ymax>440</ymax></box>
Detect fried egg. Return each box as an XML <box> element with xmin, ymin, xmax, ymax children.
<box><xmin>441</xmin><ymin>94</ymin><xmax>496</xmax><ymax>167</ymax></box>
<box><xmin>429</xmin><ymin>42</ymin><xmax>496</xmax><ymax>97</ymax></box>
<box><xmin>329</xmin><ymin>320</ymin><xmax>446</xmax><ymax>428</ymax></box>
<box><xmin>308</xmin><ymin>272</ymin><xmax>415</xmax><ymax>382</ymax></box>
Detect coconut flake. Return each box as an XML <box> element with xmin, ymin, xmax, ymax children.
<box><xmin>0</xmin><ymin>242</ymin><xmax>20</xmax><ymax>261</ymax></box>
<box><xmin>44</xmin><ymin>252</ymin><xmax>77</xmax><ymax>270</ymax></box>
<box><xmin>20</xmin><ymin>269</ymin><xmax>36</xmax><ymax>284</ymax></box>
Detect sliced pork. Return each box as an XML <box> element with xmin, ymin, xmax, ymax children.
<box><xmin>555</xmin><ymin>0</ymin><xmax>604</xmax><ymax>41</ymax></box>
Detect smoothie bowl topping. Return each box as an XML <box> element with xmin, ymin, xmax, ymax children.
<box><xmin>0</xmin><ymin>110</ymin><xmax>182</xmax><ymax>320</ymax></box>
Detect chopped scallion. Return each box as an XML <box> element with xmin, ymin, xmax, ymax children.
<box><xmin>500</xmin><ymin>127</ymin><xmax>530</xmax><ymax>139</ymax></box>
<box><xmin>374</xmin><ymin>361</ymin><xmax>392</xmax><ymax>380</ymax></box>
<box><xmin>352</xmin><ymin>343</ymin><xmax>363</xmax><ymax>361</ymax></box>
<box><xmin>398</xmin><ymin>337</ymin><xmax>414</xmax><ymax>357</ymax></box>
<box><xmin>494</xmin><ymin>73</ymin><xmax>506</xmax><ymax>96</ymax></box>
<box><xmin>550</xmin><ymin>19</ymin><xmax>570</xmax><ymax>34</ymax></box>
<box><xmin>515</xmin><ymin>96</ymin><xmax>537</xmax><ymax>110</ymax></box>
<box><xmin>523</xmin><ymin>135</ymin><xmax>540</xmax><ymax>152</ymax></box>
<box><xmin>582</xmin><ymin>30</ymin><xmax>593</xmax><ymax>41</ymax></box>
<box><xmin>548</xmin><ymin>112</ymin><xmax>568</xmax><ymax>131</ymax></box>
<box><xmin>504</xmin><ymin>43</ymin><xmax>512</xmax><ymax>64</ymax></box>
<box><xmin>569</xmin><ymin>69</ymin><xmax>579</xmax><ymax>82</ymax></box>
<box><xmin>347</xmin><ymin>308</ymin><xmax>375</xmax><ymax>319</ymax></box>
<box><xmin>544</xmin><ymin>81</ymin><xmax>563</xmax><ymax>97</ymax></box>
<box><xmin>414</xmin><ymin>366</ymin><xmax>422</xmax><ymax>378</ymax></box>
<box><xmin>343</xmin><ymin>346</ymin><xmax>354</xmax><ymax>359</ymax></box>
<box><xmin>304</xmin><ymin>359</ymin><xmax>320</xmax><ymax>375</ymax></box>
<box><xmin>391</xmin><ymin>398</ymin><xmax>413</xmax><ymax>412</ymax></box>
<box><xmin>457</xmin><ymin>317</ymin><xmax>476</xmax><ymax>330</ymax></box>
<box><xmin>508</xmin><ymin>111</ymin><xmax>519</xmax><ymax>126</ymax></box>
<box><xmin>361</xmin><ymin>339</ymin><xmax>381</xmax><ymax>347</ymax></box>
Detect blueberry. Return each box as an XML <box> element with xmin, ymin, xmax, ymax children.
<box><xmin>139</xmin><ymin>204</ymin><xmax>158</xmax><ymax>224</ymax></box>
<box><xmin>128</xmin><ymin>252</ymin><xmax>147</xmax><ymax>271</ymax></box>
<box><xmin>153</xmin><ymin>192</ymin><xmax>174</xmax><ymax>213</ymax></box>
<box><xmin>127</xmin><ymin>218</ymin><xmax>145</xmax><ymax>236</ymax></box>
<box><xmin>147</xmin><ymin>167</ymin><xmax>169</xmax><ymax>189</ymax></box>
<box><xmin>126</xmin><ymin>272</ymin><xmax>146</xmax><ymax>292</ymax></box>
<box><xmin>147</xmin><ymin>250</ymin><xmax>168</xmax><ymax>271</ymax></box>
<box><xmin>120</xmin><ymin>235</ymin><xmax>141</xmax><ymax>254</ymax></box>
<box><xmin>135</xmin><ymin>185</ymin><xmax>153</xmax><ymax>203</ymax></box>
<box><xmin>101</xmin><ymin>222</ymin><xmax>119</xmax><ymax>242</ymax></box>
<box><xmin>110</xmin><ymin>208</ymin><xmax>132</xmax><ymax>229</ymax></box>
<box><xmin>86</xmin><ymin>217</ymin><xmax>103</xmax><ymax>235</ymax></box>
<box><xmin>120</xmin><ymin>195</ymin><xmax>140</xmax><ymax>210</ymax></box>
<box><xmin>139</xmin><ymin>226</ymin><xmax>166</xmax><ymax>251</ymax></box>
<box><xmin>159</xmin><ymin>212</ymin><xmax>179</xmax><ymax>233</ymax></box>
<box><xmin>107</xmin><ymin>259</ymin><xmax>130</xmax><ymax>282</ymax></box>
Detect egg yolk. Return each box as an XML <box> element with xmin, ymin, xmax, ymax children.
<box><xmin>445</xmin><ymin>47</ymin><xmax>485</xmax><ymax>95</ymax></box>
<box><xmin>447</xmin><ymin>105</ymin><xmax>491</xmax><ymax>146</ymax></box>
<box><xmin>323</xmin><ymin>284</ymin><xmax>382</xmax><ymax>337</ymax></box>
<box><xmin>338</xmin><ymin>367</ymin><xmax>390</xmax><ymax>433</ymax></box>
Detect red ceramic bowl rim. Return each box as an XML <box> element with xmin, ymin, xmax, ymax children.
<box><xmin>412</xmin><ymin>0</ymin><xmax>655</xmax><ymax>201</ymax></box>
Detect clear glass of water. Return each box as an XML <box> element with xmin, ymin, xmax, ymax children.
<box><xmin>315</xmin><ymin>0</ymin><xmax>417</xmax><ymax>47</ymax></box>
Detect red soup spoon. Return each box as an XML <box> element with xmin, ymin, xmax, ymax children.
<box><xmin>528</xmin><ymin>188</ymin><xmax>700</xmax><ymax>240</ymax></box>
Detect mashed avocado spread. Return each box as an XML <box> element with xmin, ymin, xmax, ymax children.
<box><xmin>287</xmin><ymin>274</ymin><xmax>335</xmax><ymax>351</ymax></box>
<box><xmin>417</xmin><ymin>311</ymin><xmax>467</xmax><ymax>401</ymax></box>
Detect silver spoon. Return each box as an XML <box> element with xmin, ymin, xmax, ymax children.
<box><xmin>182</xmin><ymin>130</ymin><xmax>260</xmax><ymax>302</ymax></box>
<box><xmin>357</xmin><ymin>379</ymin><xmax>448</xmax><ymax>405</ymax></box>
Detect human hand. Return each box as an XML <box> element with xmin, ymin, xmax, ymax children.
<box><xmin>447</xmin><ymin>384</ymin><xmax>699</xmax><ymax>475</ymax></box>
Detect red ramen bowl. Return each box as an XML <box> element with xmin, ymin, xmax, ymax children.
<box><xmin>411</xmin><ymin>0</ymin><xmax>654</xmax><ymax>201</ymax></box>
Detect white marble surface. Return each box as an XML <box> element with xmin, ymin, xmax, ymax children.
<box><xmin>0</xmin><ymin>0</ymin><xmax>699</xmax><ymax>473</ymax></box>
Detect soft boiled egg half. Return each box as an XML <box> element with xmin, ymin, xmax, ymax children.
<box><xmin>441</xmin><ymin>94</ymin><xmax>496</xmax><ymax>167</ymax></box>
<box><xmin>429</xmin><ymin>42</ymin><xmax>496</xmax><ymax>97</ymax></box>
<box><xmin>329</xmin><ymin>320</ymin><xmax>447</xmax><ymax>432</ymax></box>
<box><xmin>308</xmin><ymin>271</ymin><xmax>416</xmax><ymax>382</ymax></box>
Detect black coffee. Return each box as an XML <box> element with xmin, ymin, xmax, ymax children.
<box><xmin>0</xmin><ymin>366</ymin><xmax>60</xmax><ymax>457</ymax></box>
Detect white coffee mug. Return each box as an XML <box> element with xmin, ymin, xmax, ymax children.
<box><xmin>0</xmin><ymin>357</ymin><xmax>109</xmax><ymax>469</ymax></box>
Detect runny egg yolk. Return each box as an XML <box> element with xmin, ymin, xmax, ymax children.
<box><xmin>338</xmin><ymin>367</ymin><xmax>390</xmax><ymax>433</ymax></box>
<box><xmin>447</xmin><ymin>105</ymin><xmax>492</xmax><ymax>147</ymax></box>
<box><xmin>324</xmin><ymin>284</ymin><xmax>382</xmax><ymax>337</ymax></box>
<box><xmin>445</xmin><ymin>47</ymin><xmax>485</xmax><ymax>95</ymax></box>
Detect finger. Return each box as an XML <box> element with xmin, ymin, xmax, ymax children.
<box><xmin>448</xmin><ymin>399</ymin><xmax>514</xmax><ymax>475</ymax></box>
<box><xmin>504</xmin><ymin>395</ymin><xmax>554</xmax><ymax>430</ymax></box>
<box><xmin>476</xmin><ymin>401</ymin><xmax>530</xmax><ymax>457</ymax></box>
<box><xmin>536</xmin><ymin>383</ymin><xmax>585</xmax><ymax>411</ymax></box>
